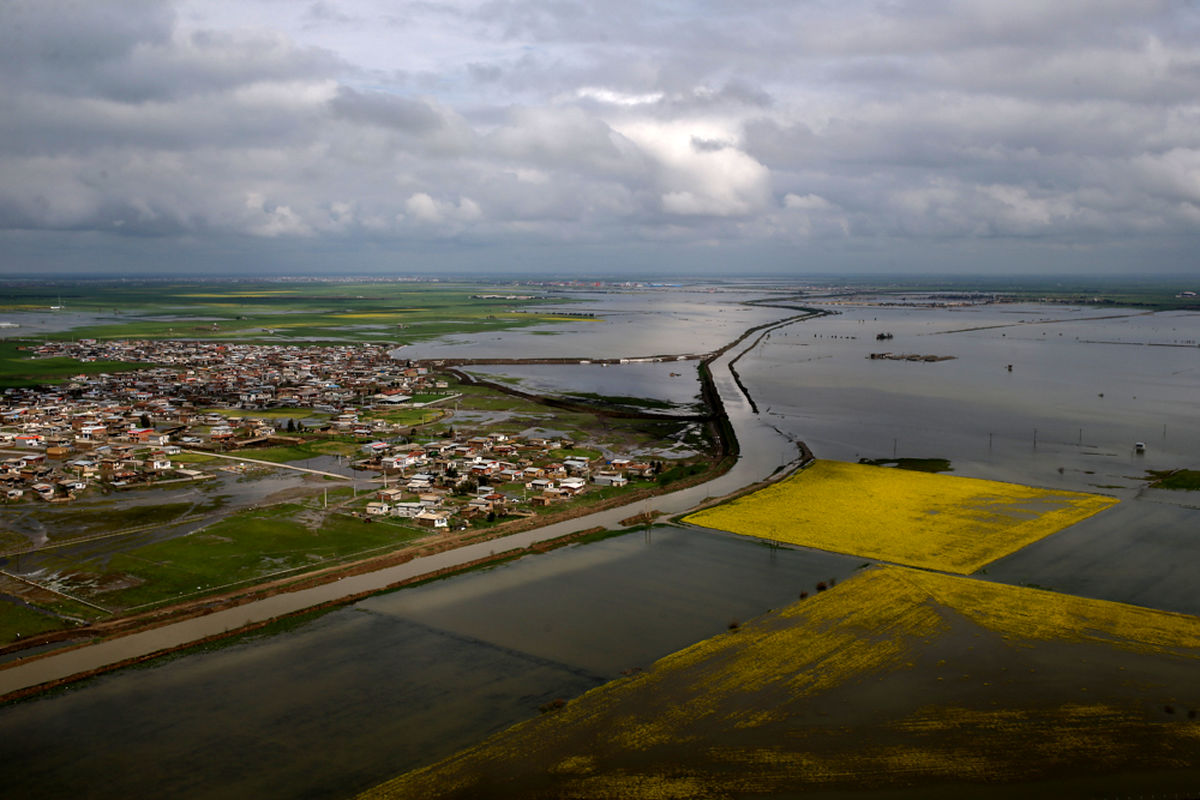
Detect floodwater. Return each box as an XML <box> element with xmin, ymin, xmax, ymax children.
<box><xmin>465</xmin><ymin>360</ymin><xmax>703</xmax><ymax>410</ymax></box>
<box><xmin>743</xmin><ymin>303</ymin><xmax>1200</xmax><ymax>490</ymax></box>
<box><xmin>4</xmin><ymin>293</ymin><xmax>1200</xmax><ymax>798</ymax></box>
<box><xmin>737</xmin><ymin>301</ymin><xmax>1200</xmax><ymax>614</ymax></box>
<box><xmin>0</xmin><ymin>528</ymin><xmax>860</xmax><ymax>800</ymax></box>
<box><xmin>397</xmin><ymin>287</ymin><xmax>794</xmax><ymax>360</ymax></box>
<box><xmin>0</xmin><ymin>463</ymin><xmax>359</xmax><ymax>570</ymax></box>
<box><xmin>0</xmin><ymin>310</ymin><xmax>126</xmax><ymax>338</ymax></box>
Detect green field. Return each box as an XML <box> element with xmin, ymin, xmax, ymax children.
<box><xmin>0</xmin><ymin>280</ymin><xmax>583</xmax><ymax>346</ymax></box>
<box><xmin>33</xmin><ymin>502</ymin><xmax>431</xmax><ymax>612</ymax></box>
<box><xmin>0</xmin><ymin>601</ymin><xmax>76</xmax><ymax>644</ymax></box>
<box><xmin>0</xmin><ymin>341</ymin><xmax>149</xmax><ymax>388</ymax></box>
<box><xmin>1146</xmin><ymin>469</ymin><xmax>1200</xmax><ymax>490</ymax></box>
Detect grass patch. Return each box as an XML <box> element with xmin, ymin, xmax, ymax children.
<box><xmin>362</xmin><ymin>408</ymin><xmax>442</xmax><ymax>426</ymax></box>
<box><xmin>656</xmin><ymin>462</ymin><xmax>707</xmax><ymax>486</ymax></box>
<box><xmin>563</xmin><ymin>392</ymin><xmax>676</xmax><ymax>410</ymax></box>
<box><xmin>858</xmin><ymin>457</ymin><xmax>953</xmax><ymax>473</ymax></box>
<box><xmin>1145</xmin><ymin>469</ymin><xmax>1200</xmax><ymax>490</ymax></box>
<box><xmin>13</xmin><ymin>280</ymin><xmax>585</xmax><ymax>345</ymax></box>
<box><xmin>232</xmin><ymin>439</ymin><xmax>358</xmax><ymax>463</ymax></box>
<box><xmin>51</xmin><ymin>503</ymin><xmax>429</xmax><ymax>610</ymax></box>
<box><xmin>11</xmin><ymin>501</ymin><xmax>205</xmax><ymax>541</ymax></box>
<box><xmin>169</xmin><ymin>453</ymin><xmax>219</xmax><ymax>464</ymax></box>
<box><xmin>0</xmin><ymin>341</ymin><xmax>149</xmax><ymax>388</ymax></box>
<box><xmin>684</xmin><ymin>460</ymin><xmax>1117</xmax><ymax>574</ymax></box>
<box><xmin>0</xmin><ymin>600</ymin><xmax>73</xmax><ymax>644</ymax></box>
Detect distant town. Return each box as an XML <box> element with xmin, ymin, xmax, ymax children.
<box><xmin>0</xmin><ymin>339</ymin><xmax>660</xmax><ymax>527</ymax></box>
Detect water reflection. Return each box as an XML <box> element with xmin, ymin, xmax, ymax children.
<box><xmin>0</xmin><ymin>528</ymin><xmax>860</xmax><ymax>800</ymax></box>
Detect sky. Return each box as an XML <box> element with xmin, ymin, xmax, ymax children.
<box><xmin>1</xmin><ymin>0</ymin><xmax>1198</xmax><ymax>278</ymax></box>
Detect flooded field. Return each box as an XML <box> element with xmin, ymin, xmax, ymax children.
<box><xmin>0</xmin><ymin>467</ymin><xmax>332</xmax><ymax>550</ymax></box>
<box><xmin>3</xmin><ymin>291</ymin><xmax>1200</xmax><ymax>798</ymax></box>
<box><xmin>370</xmin><ymin>566</ymin><xmax>1200</xmax><ymax>799</ymax></box>
<box><xmin>402</xmin><ymin>288</ymin><xmax>795</xmax><ymax>360</ymax></box>
<box><xmin>465</xmin><ymin>361</ymin><xmax>702</xmax><ymax>411</ymax></box>
<box><xmin>0</xmin><ymin>528</ymin><xmax>860</xmax><ymax>800</ymax></box>
<box><xmin>744</xmin><ymin>303</ymin><xmax>1200</xmax><ymax>489</ymax></box>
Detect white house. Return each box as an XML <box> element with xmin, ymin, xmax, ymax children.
<box><xmin>559</xmin><ymin>477</ymin><xmax>587</xmax><ymax>494</ymax></box>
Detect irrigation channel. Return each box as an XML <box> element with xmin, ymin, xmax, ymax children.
<box><xmin>0</xmin><ymin>309</ymin><xmax>820</xmax><ymax>699</ymax></box>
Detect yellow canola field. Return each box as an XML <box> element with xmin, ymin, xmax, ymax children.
<box><xmin>684</xmin><ymin>460</ymin><xmax>1117</xmax><ymax>574</ymax></box>
<box><xmin>361</xmin><ymin>566</ymin><xmax>1200</xmax><ymax>799</ymax></box>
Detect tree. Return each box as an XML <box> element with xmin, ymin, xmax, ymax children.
<box><xmin>286</xmin><ymin>418</ymin><xmax>296</xmax><ymax>433</ymax></box>
<box><xmin>139</xmin><ymin>413</ymin><xmax>151</xmax><ymax>428</ymax></box>
<box><xmin>486</xmin><ymin>510</ymin><xmax>496</xmax><ymax>523</ymax></box>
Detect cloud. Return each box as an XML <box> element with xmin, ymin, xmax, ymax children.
<box><xmin>404</xmin><ymin>193</ymin><xmax>482</xmax><ymax>225</ymax></box>
<box><xmin>0</xmin><ymin>0</ymin><xmax>1197</xmax><ymax>275</ymax></box>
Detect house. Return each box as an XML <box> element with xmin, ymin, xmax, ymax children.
<box><xmin>209</xmin><ymin>426</ymin><xmax>235</xmax><ymax>441</ymax></box>
<box><xmin>563</xmin><ymin>459</ymin><xmax>590</xmax><ymax>475</ymax></box>
<box><xmin>77</xmin><ymin>423</ymin><xmax>108</xmax><ymax>441</ymax></box>
<box><xmin>407</xmin><ymin>473</ymin><xmax>434</xmax><ymax>490</ymax></box>
<box><xmin>361</xmin><ymin>441</ymin><xmax>391</xmax><ymax>456</ymax></box>
<box><xmin>365</xmin><ymin>501</ymin><xmax>391</xmax><ymax>516</ymax></box>
<box><xmin>559</xmin><ymin>477</ymin><xmax>587</xmax><ymax>494</ymax></box>
<box><xmin>390</xmin><ymin>502</ymin><xmax>424</xmax><ymax>518</ymax></box>
<box><xmin>146</xmin><ymin>456</ymin><xmax>173</xmax><ymax>471</ymax></box>
<box><xmin>128</xmin><ymin>427</ymin><xmax>166</xmax><ymax>444</ymax></box>
<box><xmin>414</xmin><ymin>510</ymin><xmax>450</xmax><ymax>529</ymax></box>
<box><xmin>376</xmin><ymin>487</ymin><xmax>406</xmax><ymax>503</ymax></box>
<box><xmin>592</xmin><ymin>471</ymin><xmax>628</xmax><ymax>487</ymax></box>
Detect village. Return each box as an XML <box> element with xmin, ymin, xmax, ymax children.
<box><xmin>0</xmin><ymin>339</ymin><xmax>670</xmax><ymax>534</ymax></box>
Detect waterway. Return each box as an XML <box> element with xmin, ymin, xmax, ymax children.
<box><xmin>4</xmin><ymin>293</ymin><xmax>1200</xmax><ymax>798</ymax></box>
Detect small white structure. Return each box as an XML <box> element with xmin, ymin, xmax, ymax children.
<box><xmin>559</xmin><ymin>477</ymin><xmax>587</xmax><ymax>494</ymax></box>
